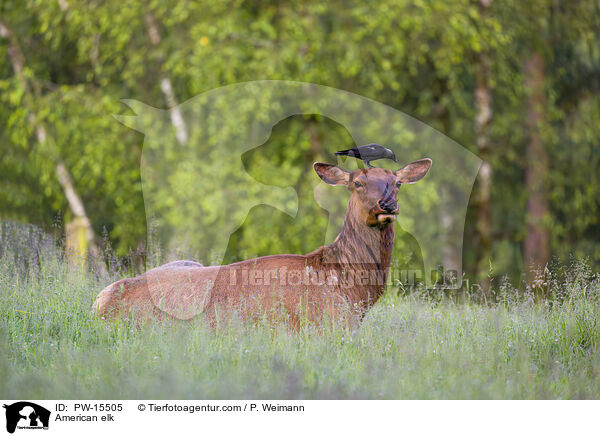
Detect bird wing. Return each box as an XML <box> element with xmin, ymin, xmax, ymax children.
<box><xmin>335</xmin><ymin>148</ymin><xmax>359</xmax><ymax>156</ymax></box>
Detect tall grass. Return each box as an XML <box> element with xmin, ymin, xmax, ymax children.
<box><xmin>1</xmin><ymin>221</ymin><xmax>599</xmax><ymax>399</ymax></box>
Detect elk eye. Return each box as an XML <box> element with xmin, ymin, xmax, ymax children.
<box><xmin>396</xmin><ymin>181</ymin><xmax>402</xmax><ymax>188</ymax></box>
<box><xmin>354</xmin><ymin>181</ymin><xmax>363</xmax><ymax>189</ymax></box>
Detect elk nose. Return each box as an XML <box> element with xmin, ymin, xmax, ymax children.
<box><xmin>378</xmin><ymin>199</ymin><xmax>397</xmax><ymax>213</ymax></box>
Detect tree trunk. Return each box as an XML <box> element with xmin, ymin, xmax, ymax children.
<box><xmin>473</xmin><ymin>0</ymin><xmax>493</xmax><ymax>290</ymax></box>
<box><xmin>1</xmin><ymin>19</ymin><xmax>103</xmax><ymax>270</ymax></box>
<box><xmin>523</xmin><ymin>51</ymin><xmax>550</xmax><ymax>277</ymax></box>
<box><xmin>145</xmin><ymin>13</ymin><xmax>188</xmax><ymax>145</ymax></box>
<box><xmin>55</xmin><ymin>161</ymin><xmax>102</xmax><ymax>260</ymax></box>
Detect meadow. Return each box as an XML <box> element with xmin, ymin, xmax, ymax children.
<box><xmin>1</xmin><ymin>222</ymin><xmax>600</xmax><ymax>400</ymax></box>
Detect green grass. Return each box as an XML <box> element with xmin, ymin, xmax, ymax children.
<box><xmin>1</xmin><ymin>222</ymin><xmax>600</xmax><ymax>399</ymax></box>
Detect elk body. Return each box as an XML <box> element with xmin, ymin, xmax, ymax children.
<box><xmin>93</xmin><ymin>159</ymin><xmax>432</xmax><ymax>329</ymax></box>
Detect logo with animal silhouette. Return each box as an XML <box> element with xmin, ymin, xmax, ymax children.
<box><xmin>3</xmin><ymin>402</ymin><xmax>50</xmax><ymax>433</ymax></box>
<box><xmin>102</xmin><ymin>80</ymin><xmax>481</xmax><ymax>324</ymax></box>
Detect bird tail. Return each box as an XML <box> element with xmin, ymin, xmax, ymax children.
<box><xmin>335</xmin><ymin>149</ymin><xmax>352</xmax><ymax>156</ymax></box>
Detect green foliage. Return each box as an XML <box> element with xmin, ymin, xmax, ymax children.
<box><xmin>0</xmin><ymin>0</ymin><xmax>598</xmax><ymax>277</ymax></box>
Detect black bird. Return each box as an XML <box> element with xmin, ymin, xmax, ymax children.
<box><xmin>335</xmin><ymin>143</ymin><xmax>398</xmax><ymax>168</ymax></box>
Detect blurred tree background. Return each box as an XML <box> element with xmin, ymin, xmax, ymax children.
<box><xmin>0</xmin><ymin>0</ymin><xmax>598</xmax><ymax>285</ymax></box>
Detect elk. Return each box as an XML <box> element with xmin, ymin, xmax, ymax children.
<box><xmin>93</xmin><ymin>158</ymin><xmax>432</xmax><ymax>329</ymax></box>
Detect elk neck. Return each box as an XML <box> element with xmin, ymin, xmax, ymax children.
<box><xmin>310</xmin><ymin>195</ymin><xmax>395</xmax><ymax>276</ymax></box>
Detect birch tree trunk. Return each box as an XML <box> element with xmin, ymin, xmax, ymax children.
<box><xmin>0</xmin><ymin>19</ymin><xmax>103</xmax><ymax>268</ymax></box>
<box><xmin>145</xmin><ymin>13</ymin><xmax>188</xmax><ymax>145</ymax></box>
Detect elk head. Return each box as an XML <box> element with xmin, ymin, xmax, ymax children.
<box><xmin>314</xmin><ymin>158</ymin><xmax>432</xmax><ymax>228</ymax></box>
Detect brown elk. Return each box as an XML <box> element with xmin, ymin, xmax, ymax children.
<box><xmin>93</xmin><ymin>158</ymin><xmax>432</xmax><ymax>329</ymax></box>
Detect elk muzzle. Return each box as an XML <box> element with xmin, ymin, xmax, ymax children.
<box><xmin>376</xmin><ymin>198</ymin><xmax>398</xmax><ymax>224</ymax></box>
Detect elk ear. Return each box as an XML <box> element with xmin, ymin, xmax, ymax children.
<box><xmin>395</xmin><ymin>158</ymin><xmax>432</xmax><ymax>184</ymax></box>
<box><xmin>313</xmin><ymin>162</ymin><xmax>350</xmax><ymax>186</ymax></box>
